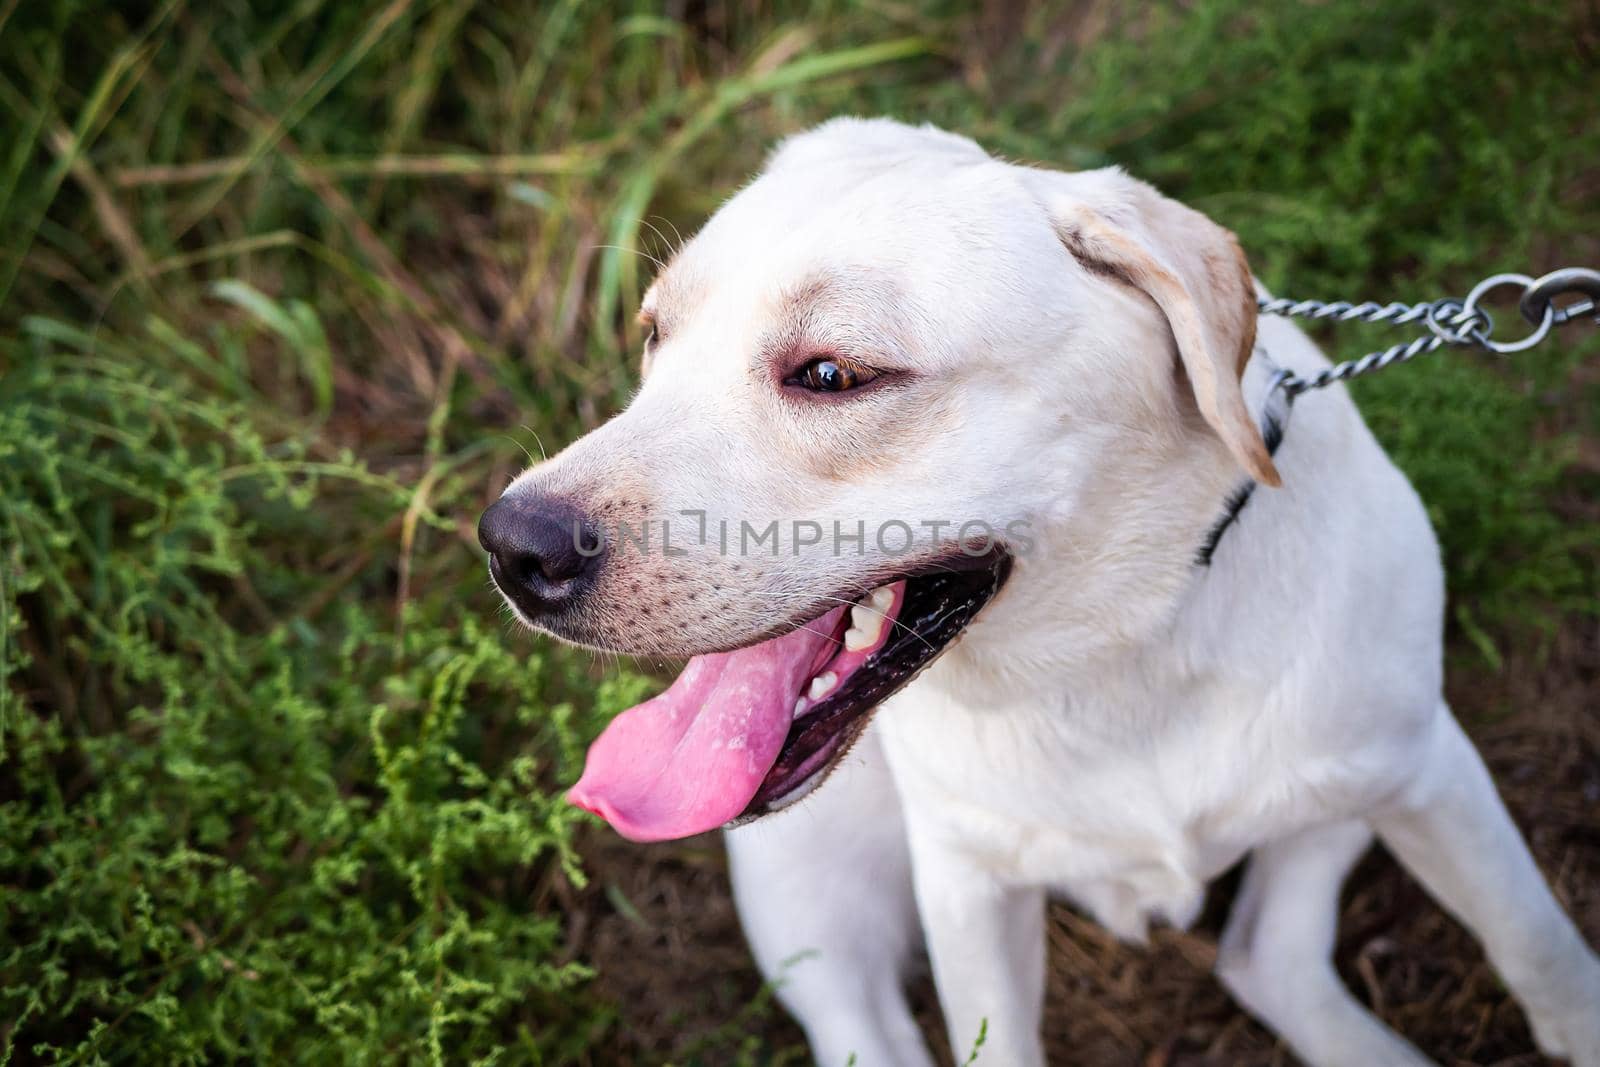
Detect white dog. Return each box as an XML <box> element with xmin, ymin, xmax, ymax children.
<box><xmin>479</xmin><ymin>118</ymin><xmax>1600</xmax><ymax>1066</ymax></box>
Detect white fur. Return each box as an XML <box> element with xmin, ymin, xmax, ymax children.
<box><xmin>506</xmin><ymin>118</ymin><xmax>1600</xmax><ymax>1065</ymax></box>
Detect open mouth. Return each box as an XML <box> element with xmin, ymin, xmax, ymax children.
<box><xmin>566</xmin><ymin>550</ymin><xmax>1011</xmax><ymax>842</ymax></box>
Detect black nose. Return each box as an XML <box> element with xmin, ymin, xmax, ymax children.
<box><xmin>478</xmin><ymin>494</ymin><xmax>601</xmax><ymax>618</ymax></box>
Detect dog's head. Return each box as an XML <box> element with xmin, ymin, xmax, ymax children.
<box><xmin>479</xmin><ymin>118</ymin><xmax>1274</xmax><ymax>840</ymax></box>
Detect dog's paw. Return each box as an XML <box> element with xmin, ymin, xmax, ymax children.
<box><xmin>1527</xmin><ymin>1012</ymin><xmax>1600</xmax><ymax>1067</ymax></box>
<box><xmin>1523</xmin><ymin>960</ymin><xmax>1600</xmax><ymax>1067</ymax></box>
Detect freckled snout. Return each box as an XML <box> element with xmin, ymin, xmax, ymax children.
<box><xmin>478</xmin><ymin>493</ymin><xmax>602</xmax><ymax>620</ymax></box>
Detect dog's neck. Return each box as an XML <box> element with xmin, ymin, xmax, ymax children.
<box><xmin>931</xmin><ymin>352</ymin><xmax>1290</xmax><ymax>703</ymax></box>
<box><xmin>1193</xmin><ymin>350</ymin><xmax>1293</xmax><ymax>567</ymax></box>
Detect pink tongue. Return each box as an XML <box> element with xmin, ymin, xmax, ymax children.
<box><xmin>567</xmin><ymin>606</ymin><xmax>846</xmax><ymax>842</ymax></box>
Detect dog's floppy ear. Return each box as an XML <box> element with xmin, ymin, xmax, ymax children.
<box><xmin>1028</xmin><ymin>167</ymin><xmax>1279</xmax><ymax>488</ymax></box>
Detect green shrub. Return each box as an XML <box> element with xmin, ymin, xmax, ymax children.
<box><xmin>0</xmin><ymin>317</ymin><xmax>657</xmax><ymax>1062</ymax></box>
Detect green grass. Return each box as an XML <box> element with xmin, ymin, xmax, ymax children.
<box><xmin>1</xmin><ymin>1</ymin><xmax>1597</xmax><ymax>1063</ymax></box>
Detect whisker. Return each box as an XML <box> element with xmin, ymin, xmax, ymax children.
<box><xmin>500</xmin><ymin>432</ymin><xmax>536</xmax><ymax>465</ymax></box>
<box><xmin>518</xmin><ymin>424</ymin><xmax>550</xmax><ymax>463</ymax></box>
<box><xmin>592</xmin><ymin>242</ymin><xmax>667</xmax><ymax>272</ymax></box>
<box><xmin>639</xmin><ymin>217</ymin><xmax>681</xmax><ymax>263</ymax></box>
<box><xmin>661</xmin><ymin>216</ymin><xmax>686</xmax><ymax>255</ymax></box>
<box><xmin>643</xmin><ymin>214</ymin><xmax>685</xmax><ymax>258</ymax></box>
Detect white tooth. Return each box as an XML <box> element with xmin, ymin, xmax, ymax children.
<box><xmin>845</xmin><ymin>602</ymin><xmax>885</xmax><ymax>651</ymax></box>
<box><xmin>794</xmin><ymin>697</ymin><xmax>808</xmax><ymax>717</ymax></box>
<box><xmin>808</xmin><ymin>672</ymin><xmax>837</xmax><ymax>700</ymax></box>
<box><xmin>868</xmin><ymin>585</ymin><xmax>895</xmax><ymax>611</ymax></box>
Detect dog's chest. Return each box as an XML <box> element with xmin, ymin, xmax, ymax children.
<box><xmin>878</xmin><ymin>683</ymin><xmax>1266</xmax><ymax>941</ymax></box>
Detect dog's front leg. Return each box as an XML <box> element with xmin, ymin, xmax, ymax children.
<box><xmin>727</xmin><ymin>726</ymin><xmax>934</xmax><ymax>1067</ymax></box>
<box><xmin>1217</xmin><ymin>820</ymin><xmax>1435</xmax><ymax>1067</ymax></box>
<box><xmin>907</xmin><ymin>837</ymin><xmax>1047</xmax><ymax>1067</ymax></box>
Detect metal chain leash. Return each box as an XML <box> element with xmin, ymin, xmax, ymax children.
<box><xmin>1257</xmin><ymin>266</ymin><xmax>1600</xmax><ymax>398</ymax></box>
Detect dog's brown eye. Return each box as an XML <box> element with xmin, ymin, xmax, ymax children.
<box><xmin>638</xmin><ymin>311</ymin><xmax>660</xmax><ymax>350</ymax></box>
<box><xmin>793</xmin><ymin>358</ymin><xmax>875</xmax><ymax>392</ymax></box>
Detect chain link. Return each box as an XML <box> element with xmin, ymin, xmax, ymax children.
<box><xmin>1258</xmin><ymin>266</ymin><xmax>1599</xmax><ymax>398</ymax></box>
